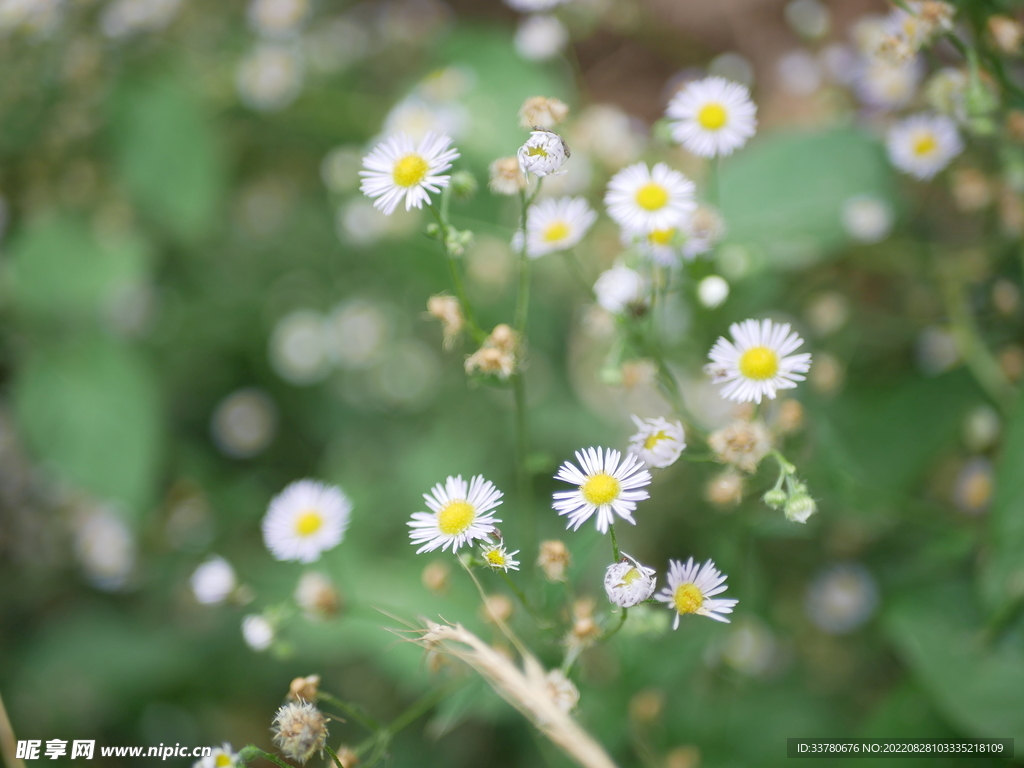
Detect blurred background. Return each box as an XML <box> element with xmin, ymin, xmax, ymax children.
<box><xmin>1</xmin><ymin>0</ymin><xmax>1024</xmax><ymax>766</ymax></box>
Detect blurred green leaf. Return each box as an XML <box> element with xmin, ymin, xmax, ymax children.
<box><xmin>110</xmin><ymin>69</ymin><xmax>224</xmax><ymax>238</ymax></box>
<box><xmin>720</xmin><ymin>128</ymin><xmax>895</xmax><ymax>268</ymax></box>
<box><xmin>13</xmin><ymin>337</ymin><xmax>162</xmax><ymax>513</ymax></box>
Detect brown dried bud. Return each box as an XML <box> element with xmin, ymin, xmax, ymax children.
<box><xmin>537</xmin><ymin>540</ymin><xmax>571</xmax><ymax>582</ymax></box>
<box><xmin>489</xmin><ymin>157</ymin><xmax>527</xmax><ymax>195</ymax></box>
<box><xmin>287</xmin><ymin>674</ymin><xmax>321</xmax><ymax>703</ymax></box>
<box><xmin>518</xmin><ymin>96</ymin><xmax>569</xmax><ymax>129</ymax></box>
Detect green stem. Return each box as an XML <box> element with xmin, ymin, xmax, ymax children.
<box><xmin>608</xmin><ymin>522</ymin><xmax>621</xmax><ymax>562</ymax></box>
<box><xmin>238</xmin><ymin>747</ymin><xmax>294</xmax><ymax>768</ymax></box>
<box><xmin>500</xmin><ymin>570</ymin><xmax>533</xmax><ymax>614</ymax></box>
<box><xmin>562</xmin><ymin>249</ymin><xmax>594</xmax><ymax>296</ymax></box>
<box><xmin>353</xmin><ymin>685</ymin><xmax>456</xmax><ymax>764</ymax></box>
<box><xmin>324</xmin><ymin>745</ymin><xmax>345</xmax><ymax>768</ymax></box>
<box><xmin>317</xmin><ymin>693</ymin><xmax>380</xmax><ymax>733</ymax></box>
<box><xmin>426</xmin><ymin>202</ymin><xmax>485</xmax><ymax>343</ymax></box>
<box><xmin>600</xmin><ymin>608</ymin><xmax>628</xmax><ymax>642</ymax></box>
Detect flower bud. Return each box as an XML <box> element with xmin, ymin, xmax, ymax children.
<box><xmin>287</xmin><ymin>674</ymin><xmax>321</xmax><ymax>702</ymax></box>
<box><xmin>603</xmin><ymin>553</ymin><xmax>657</xmax><ymax>608</ymax></box>
<box><xmin>784</xmin><ymin>493</ymin><xmax>817</xmax><ymax>523</ymax></box>
<box><xmin>762</xmin><ymin>488</ymin><xmax>787</xmax><ymax>509</ymax></box>
<box><xmin>538</xmin><ymin>540</ymin><xmax>571</xmax><ymax>582</ymax></box>
<box><xmin>489</xmin><ymin>157</ymin><xmax>527</xmax><ymax>195</ymax></box>
<box><xmin>989</xmin><ymin>15</ymin><xmax>1024</xmax><ymax>54</ymax></box>
<box><xmin>518</xmin><ymin>129</ymin><xmax>569</xmax><ymax>177</ymax></box>
<box><xmin>518</xmin><ymin>96</ymin><xmax>569</xmax><ymax>129</ymax></box>
<box><xmin>450</xmin><ymin>170</ymin><xmax>478</xmax><ymax>200</ymax></box>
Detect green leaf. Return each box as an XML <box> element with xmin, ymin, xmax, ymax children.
<box><xmin>720</xmin><ymin>128</ymin><xmax>895</xmax><ymax>269</ymax></box>
<box><xmin>13</xmin><ymin>337</ymin><xmax>162</xmax><ymax>513</ymax></box>
<box><xmin>110</xmin><ymin>68</ymin><xmax>224</xmax><ymax>238</ymax></box>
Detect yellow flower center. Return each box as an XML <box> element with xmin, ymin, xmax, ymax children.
<box><xmin>526</xmin><ymin>145</ymin><xmax>549</xmax><ymax>157</ymax></box>
<box><xmin>392</xmin><ymin>153</ymin><xmax>429</xmax><ymax>187</ymax></box>
<box><xmin>581</xmin><ymin>473</ymin><xmax>620</xmax><ymax>506</ymax></box>
<box><xmin>485</xmin><ymin>549</ymin><xmax>506</xmax><ymax>566</ymax></box>
<box><xmin>215</xmin><ymin>756</ymin><xmax>233</xmax><ymax>768</ymax></box>
<box><xmin>643</xmin><ymin>430</ymin><xmax>669</xmax><ymax>450</ymax></box>
<box><xmin>635</xmin><ymin>183</ymin><xmax>669</xmax><ymax>212</ymax></box>
<box><xmin>543</xmin><ymin>221</ymin><xmax>570</xmax><ymax>242</ymax></box>
<box><xmin>648</xmin><ymin>228</ymin><xmax>676</xmax><ymax>245</ymax></box>
<box><xmin>673</xmin><ymin>583</ymin><xmax>704</xmax><ymax>614</ymax></box>
<box><xmin>697</xmin><ymin>102</ymin><xmax>728</xmax><ymax>131</ymax></box>
<box><xmin>294</xmin><ymin>510</ymin><xmax>324</xmax><ymax>537</ymax></box>
<box><xmin>621</xmin><ymin>567</ymin><xmax>642</xmax><ymax>585</ymax></box>
<box><xmin>912</xmin><ymin>133</ymin><xmax>937</xmax><ymax>157</ymax></box>
<box><xmin>738</xmin><ymin>346</ymin><xmax>779</xmax><ymax>380</ymax></box>
<box><xmin>437</xmin><ymin>500</ymin><xmax>475</xmax><ymax>535</ymax></box>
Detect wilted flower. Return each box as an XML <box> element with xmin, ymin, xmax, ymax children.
<box><xmin>421</xmin><ymin>560</ymin><xmax>451</xmax><ymax>593</ymax></box>
<box><xmin>705</xmin><ymin>470</ymin><xmax>745</xmax><ymax>507</ymax></box>
<box><xmin>708</xmin><ymin>420</ymin><xmax>772</xmax><ymax>473</ymax></box>
<box><xmin>544</xmin><ymin>669</ymin><xmax>580</xmax><ymax>713</ymax></box>
<box><xmin>271</xmin><ymin>701</ymin><xmax>329</xmax><ymax>764</ymax></box>
<box><xmin>989</xmin><ymin>15</ymin><xmax>1024</xmax><ymax>54</ymax></box>
<box><xmin>489</xmin><ymin>157</ymin><xmax>528</xmax><ymax>195</ymax></box>
<box><xmin>287</xmin><ymin>674</ymin><xmax>321</xmax><ymax>702</ymax></box>
<box><xmin>481</xmin><ymin>594</ymin><xmax>514</xmax><ymax>625</ymax></box>
<box><xmin>465</xmin><ymin>345</ymin><xmax>516</xmax><ymax>380</ymax></box>
<box><xmin>518</xmin><ymin>129</ymin><xmax>569</xmax><ymax>177</ymax></box>
<box><xmin>426</xmin><ymin>294</ymin><xmax>464</xmax><ymax>350</ymax></box>
<box><xmin>295</xmin><ymin>571</ymin><xmax>341</xmax><ymax>618</ymax></box>
<box><xmin>519</xmin><ymin>96</ymin><xmax>569</xmax><ymax>129</ymax></box>
<box><xmin>604</xmin><ymin>553</ymin><xmax>657</xmax><ymax>607</ymax></box>
<box><xmin>537</xmin><ymin>540</ymin><xmax>571</xmax><ymax>582</ymax></box>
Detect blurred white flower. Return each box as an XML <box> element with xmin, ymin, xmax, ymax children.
<box><xmin>100</xmin><ymin>0</ymin><xmax>181</xmax><ymax>38</ymax></box>
<box><xmin>628</xmin><ymin>415</ymin><xmax>686</xmax><ymax>469</ymax></box>
<box><xmin>777</xmin><ymin>50</ymin><xmax>823</xmax><ymax>96</ymax></box>
<box><xmin>925</xmin><ymin>67</ymin><xmax>968</xmax><ymax>122</ymax></box>
<box><xmin>571</xmin><ymin>104</ymin><xmax>646</xmax><ymax>169</ymax></box>
<box><xmin>505</xmin><ymin>0</ymin><xmax>568</xmax><ymax>10</ymax></box>
<box><xmin>593</xmin><ymin>265</ymin><xmax>647</xmax><ymax>315</ymax></box>
<box><xmin>371</xmin><ymin>339</ymin><xmax>441</xmax><ymax>410</ymax></box>
<box><xmin>73</xmin><ymin>503</ymin><xmax>136</xmax><ymax>591</ymax></box>
<box><xmin>383</xmin><ymin>96</ymin><xmax>469</xmax><ymax>142</ymax></box>
<box><xmin>360</xmin><ymin>132</ymin><xmax>459</xmax><ymax>215</ymax></box>
<box><xmin>605</xmin><ymin>162</ymin><xmax>696</xmax><ymax>235</ymax></box>
<box><xmin>242</xmin><ymin>614</ymin><xmax>274</xmax><ymax>651</ymax></box>
<box><xmin>262</xmin><ymin>480</ymin><xmax>352</xmax><ymax>563</ymax></box>
<box><xmin>518</xmin><ymin>129</ymin><xmax>569</xmax><ymax>177</ymax></box>
<box><xmin>489</xmin><ymin>157</ymin><xmax>528</xmax><ymax>196</ymax></box>
<box><xmin>211</xmin><ymin>388</ymin><xmax>278</xmax><ymax>459</ymax></box>
<box><xmin>0</xmin><ymin>0</ymin><xmax>63</xmax><ymax>37</ymax></box>
<box><xmin>544</xmin><ymin>669</ymin><xmax>580</xmax><ymax>713</ymax></box>
<box><xmin>805</xmin><ymin>563</ymin><xmax>878</xmax><ymax>634</ymax></box>
<box><xmin>720</xmin><ymin>618</ymin><xmax>778</xmax><ymax>676</ymax></box>
<box><xmin>707</xmin><ymin>319</ymin><xmax>812</xmax><ymax>404</ymax></box>
<box><xmin>805</xmin><ymin>292</ymin><xmax>851</xmax><ymax>337</ymax></box>
<box><xmin>517</xmin><ymin>196</ymin><xmax>596</xmax><ymax>258</ymax></box>
<box><xmin>336</xmin><ymin>198</ymin><xmax>420</xmax><ymax>246</ymax></box>
<box><xmin>841</xmin><ymin>195</ymin><xmax>894</xmax><ymax>243</ymax></box>
<box><xmin>248</xmin><ymin>0</ymin><xmax>309</xmax><ymax>38</ymax></box>
<box><xmin>269</xmin><ymin>310</ymin><xmax>331</xmax><ymax>385</ymax></box>
<box><xmin>855</xmin><ymin>58</ymin><xmax>922</xmax><ymax>110</ymax></box>
<box><xmin>656</xmin><ymin>557</ymin><xmax>738</xmax><ymax>627</ymax></box>
<box><xmin>514</xmin><ymin>14</ymin><xmax>567</xmax><ymax>61</ymax></box>
<box><xmin>295</xmin><ymin>571</ymin><xmax>341</xmax><ymax>618</ymax></box>
<box><xmin>190</xmin><ymin>556</ymin><xmax>237</xmax><ymax>605</ymax></box>
<box><xmin>887</xmin><ymin>113</ymin><xmax>963</xmax><ymax>180</ymax></box>
<box><xmin>666</xmin><ymin>76</ymin><xmax>757</xmax><ymax>158</ymax></box>
<box><xmin>304</xmin><ymin>16</ymin><xmax>370</xmax><ymax>74</ymax></box>
<box><xmin>321</xmin><ymin>146</ymin><xmax>363</xmax><ymax>194</ymax></box>
<box><xmin>916</xmin><ymin>325</ymin><xmax>959</xmax><ymax>374</ymax></box>
<box><xmin>408</xmin><ymin>475</ymin><xmax>503</xmax><ymax>554</ymax></box>
<box><xmin>236</xmin><ymin>44</ymin><xmax>305</xmax><ymax>112</ymax></box>
<box><xmin>323</xmin><ymin>299</ymin><xmax>391</xmax><ymax>369</ymax></box>
<box><xmin>604</xmin><ymin>553</ymin><xmax>657</xmax><ymax>608</ymax></box>
<box><xmin>784</xmin><ymin>0</ymin><xmax>830</xmax><ymax>39</ymax></box>
<box><xmin>953</xmin><ymin>457</ymin><xmax>994</xmax><ymax>515</ymax></box>
<box><xmin>553</xmin><ymin>447</ymin><xmax>652</xmax><ymax>533</ymax></box>
<box><xmin>708</xmin><ymin>52</ymin><xmax>755</xmax><ymax>87</ymax></box>
<box><xmin>698</xmin><ymin>275</ymin><xmax>730</xmax><ymax>308</ymax></box>
<box><xmin>963</xmin><ymin>405</ymin><xmax>1001</xmax><ymax>452</ymax></box>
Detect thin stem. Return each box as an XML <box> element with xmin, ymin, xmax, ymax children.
<box><xmin>608</xmin><ymin>523</ymin><xmax>621</xmax><ymax>562</ymax></box>
<box><xmin>561</xmin><ymin>249</ymin><xmax>594</xmax><ymax>296</ymax></box>
<box><xmin>353</xmin><ymin>685</ymin><xmax>456</xmax><ymax>763</ymax></box>
<box><xmin>0</xmin><ymin>689</ymin><xmax>23</xmax><ymax>768</ymax></box>
<box><xmin>238</xmin><ymin>747</ymin><xmax>294</xmax><ymax>768</ymax></box>
<box><xmin>426</xmin><ymin>202</ymin><xmax>485</xmax><ymax>343</ymax></box>
<box><xmin>600</xmin><ymin>608</ymin><xmax>628</xmax><ymax>642</ymax></box>
<box><xmin>317</xmin><ymin>693</ymin><xmax>380</xmax><ymax>733</ymax></box>
<box><xmin>500</xmin><ymin>570</ymin><xmax>533</xmax><ymax>614</ymax></box>
<box><xmin>324</xmin><ymin>745</ymin><xmax>345</xmax><ymax>768</ymax></box>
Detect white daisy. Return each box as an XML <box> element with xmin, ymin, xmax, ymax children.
<box><xmin>628</xmin><ymin>415</ymin><xmax>686</xmax><ymax>469</ymax></box>
<box><xmin>195</xmin><ymin>743</ymin><xmax>240</xmax><ymax>768</ymax></box>
<box><xmin>518</xmin><ymin>128</ymin><xmax>569</xmax><ymax>177</ymax></box>
<box><xmin>605</xmin><ymin>162</ymin><xmax>696</xmax><ymax>234</ymax></box>
<box><xmin>516</xmin><ymin>196</ymin><xmax>597</xmax><ymax>258</ymax></box>
<box><xmin>626</xmin><ymin>226</ymin><xmax>685</xmax><ymax>266</ymax></box>
<box><xmin>666</xmin><ymin>76</ymin><xmax>758</xmax><ymax>158</ymax></box>
<box><xmin>242</xmin><ymin>614</ymin><xmax>274</xmax><ymax>651</ymax></box>
<box><xmin>655</xmin><ymin>557</ymin><xmax>738</xmax><ymax>627</ymax></box>
<box><xmin>408</xmin><ymin>475</ymin><xmax>503</xmax><ymax>553</ymax></box>
<box><xmin>707</xmin><ymin>318</ymin><xmax>812</xmax><ymax>404</ymax></box>
<box><xmin>887</xmin><ymin>113</ymin><xmax>962</xmax><ymax>180</ymax></box>
<box><xmin>262</xmin><ymin>479</ymin><xmax>352</xmax><ymax>563</ymax></box>
<box><xmin>359</xmin><ymin>132</ymin><xmax>459</xmax><ymax>215</ymax></box>
<box><xmin>552</xmin><ymin>447</ymin><xmax>652</xmax><ymax>533</ymax></box>
<box><xmin>593</xmin><ymin>265</ymin><xmax>647</xmax><ymax>315</ymax></box>
<box><xmin>604</xmin><ymin>553</ymin><xmax>657</xmax><ymax>608</ymax></box>
<box><xmin>855</xmin><ymin>58</ymin><xmax>922</xmax><ymax>110</ymax></box>
<box><xmin>514</xmin><ymin>14</ymin><xmax>568</xmax><ymax>61</ymax></box>
<box><xmin>480</xmin><ymin>543</ymin><xmax>521</xmax><ymax>572</ymax></box>
<box><xmin>190</xmin><ymin>556</ymin><xmax>237</xmax><ymax>605</ymax></box>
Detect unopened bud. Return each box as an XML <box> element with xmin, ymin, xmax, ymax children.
<box><xmin>784</xmin><ymin>493</ymin><xmax>817</xmax><ymax>523</ymax></box>
<box><xmin>989</xmin><ymin>15</ymin><xmax>1024</xmax><ymax>55</ymax></box>
<box><xmin>450</xmin><ymin>170</ymin><xmax>478</xmax><ymax>200</ymax></box>
<box><xmin>287</xmin><ymin>674</ymin><xmax>321</xmax><ymax>702</ymax></box>
<box><xmin>763</xmin><ymin>488</ymin><xmax>787</xmax><ymax>509</ymax></box>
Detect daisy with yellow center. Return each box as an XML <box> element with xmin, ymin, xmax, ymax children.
<box><xmin>553</xmin><ymin>447</ymin><xmax>652</xmax><ymax>533</ymax></box>
<box><xmin>707</xmin><ymin>318</ymin><xmax>812</xmax><ymax>404</ymax></box>
<box><xmin>408</xmin><ymin>475</ymin><xmax>503</xmax><ymax>553</ymax></box>
<box><xmin>480</xmin><ymin>543</ymin><xmax>521</xmax><ymax>572</ymax></box>
<box><xmin>196</xmin><ymin>743</ymin><xmax>240</xmax><ymax>768</ymax></box>
<box><xmin>655</xmin><ymin>557</ymin><xmax>737</xmax><ymax>628</ymax></box>
<box><xmin>519</xmin><ymin>196</ymin><xmax>597</xmax><ymax>258</ymax></box>
<box><xmin>665</xmin><ymin>76</ymin><xmax>757</xmax><ymax>158</ymax></box>
<box><xmin>605</xmin><ymin>162</ymin><xmax>696</xmax><ymax>235</ymax></box>
<box><xmin>604</xmin><ymin>553</ymin><xmax>657</xmax><ymax>607</ymax></box>
<box><xmin>262</xmin><ymin>480</ymin><xmax>352</xmax><ymax>563</ymax></box>
<box><xmin>628</xmin><ymin>415</ymin><xmax>686</xmax><ymax>469</ymax></box>
<box><xmin>517</xmin><ymin>128</ymin><xmax>570</xmax><ymax>177</ymax></box>
<box><xmin>359</xmin><ymin>131</ymin><xmax>459</xmax><ymax>215</ymax></box>
<box><xmin>886</xmin><ymin>113</ymin><xmax>963</xmax><ymax>180</ymax></box>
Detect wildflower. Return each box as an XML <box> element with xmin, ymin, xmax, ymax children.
<box><xmin>426</xmin><ymin>294</ymin><xmax>464</xmax><ymax>350</ymax></box>
<box><xmin>359</xmin><ymin>132</ymin><xmax>459</xmax><ymax>215</ymax></box>
<box><xmin>195</xmin><ymin>743</ymin><xmax>239</xmax><ymax>768</ymax></box>
<box><xmin>519</xmin><ymin>96</ymin><xmax>569</xmax><ymax>129</ymax></box>
<box><xmin>465</xmin><ymin>345</ymin><xmax>515</xmax><ymax>380</ymax></box>
<box><xmin>537</xmin><ymin>540</ymin><xmax>571</xmax><ymax>582</ymax></box>
<box><xmin>489</xmin><ymin>157</ymin><xmax>528</xmax><ymax>195</ymax></box>
<box><xmin>383</xmin><ymin>96</ymin><xmax>468</xmax><ymax>143</ymax></box>
<box><xmin>605</xmin><ymin>162</ymin><xmax>696</xmax><ymax>234</ymax></box>
<box><xmin>953</xmin><ymin>457</ymin><xmax>994</xmax><ymax>515</ymax></box>
<box><xmin>708</xmin><ymin>420</ymin><xmax>772</xmax><ymax>473</ymax></box>
<box><xmin>620</xmin><ymin>358</ymin><xmax>658</xmax><ymax>388</ymax></box>
<box><xmin>705</xmin><ymin>470</ymin><xmax>745</xmax><ymax>507</ymax></box>
<box><xmin>504</xmin><ymin>0</ymin><xmax>569</xmax><ymax>10</ymax></box>
<box><xmin>989</xmin><ymin>15</ymin><xmax>1024</xmax><ymax>54</ymax></box>
<box><xmin>236</xmin><ymin>44</ymin><xmax>304</xmax><ymax>113</ymax></box>
<box><xmin>628</xmin><ymin>415</ymin><xmax>686</xmax><ymax>469</ymax></box>
<box><xmin>604</xmin><ymin>553</ymin><xmax>657</xmax><ymax>608</ymax></box>
<box><xmin>247</xmin><ymin>0</ymin><xmax>308</xmax><ymax>37</ymax></box>
<box><xmin>212</xmin><ymin>388</ymin><xmax>278</xmax><ymax>459</ymax></box>
<box><xmin>422</xmin><ymin>560</ymin><xmax>451</xmax><ymax>593</ymax></box>
<box><xmin>481</xmin><ymin>594</ymin><xmax>514</xmax><ymax>624</ymax></box>
<box><xmin>544</xmin><ymin>669</ymin><xmax>580</xmax><ymax>713</ymax></box>
<box><xmin>553</xmin><ymin>447</ymin><xmax>652</xmax><ymax>533</ymax></box>
<box><xmin>776</xmin><ymin>399</ymin><xmax>805</xmax><ymax>433</ymax></box>
<box><xmin>294</xmin><ymin>571</ymin><xmax>341</xmax><ymax>618</ymax></box>
<box><xmin>271</xmin><ymin>701</ymin><xmax>329</xmax><ymax>764</ymax></box>
<box><xmin>190</xmin><ymin>555</ymin><xmax>237</xmax><ymax>605</ymax></box>
<box><xmin>925</xmin><ymin>67</ymin><xmax>968</xmax><ymax>121</ymax></box>
<box><xmin>288</xmin><ymin>674</ymin><xmax>321</xmax><ymax>702</ymax></box>
<box><xmin>518</xmin><ymin>128</ymin><xmax>569</xmax><ymax>177</ymax></box>
<box><xmin>666</xmin><ymin>76</ymin><xmax>757</xmax><ymax>158</ymax></box>
<box><xmin>593</xmin><ymin>265</ymin><xmax>647</xmax><ymax>315</ymax></box>
<box><xmin>655</xmin><ymin>558</ymin><xmax>738</xmax><ymax>627</ymax></box>
<box><xmin>707</xmin><ymin>318</ymin><xmax>812</xmax><ymax>404</ymax></box>
<box><xmin>886</xmin><ymin>113</ymin><xmax>962</xmax><ymax>180</ymax></box>
<box><xmin>681</xmin><ymin>205</ymin><xmax>726</xmax><ymax>258</ymax></box>
<box><xmin>481</xmin><ymin>542</ymin><xmax>521</xmax><ymax>572</ymax></box>
<box><xmin>566</xmin><ymin>598</ymin><xmax>601</xmax><ymax>649</ymax></box>
<box><xmin>514</xmin><ymin>14</ymin><xmax>568</xmax><ymax>62</ymax></box>
<box><xmin>805</xmin><ymin>563</ymin><xmax>878</xmax><ymax>634</ymax></box>
<box><xmin>408</xmin><ymin>475</ymin><xmax>503</xmax><ymax>553</ymax></box>
<box><xmin>262</xmin><ymin>480</ymin><xmax>352</xmax><ymax>563</ymax></box>
<box><xmin>518</xmin><ymin>196</ymin><xmax>596</xmax><ymax>258</ymax></box>
<box><xmin>855</xmin><ymin>58</ymin><xmax>922</xmax><ymax>110</ymax></box>
<box><xmin>784</xmin><ymin>491</ymin><xmax>817</xmax><ymax>523</ymax></box>
<box><xmin>840</xmin><ymin>195</ymin><xmax>893</xmax><ymax>244</ymax></box>
<box><xmin>242</xmin><ymin>614</ymin><xmax>274</xmax><ymax>651</ymax></box>
<box><xmin>697</xmin><ymin>275</ymin><xmax>730</xmax><ymax>308</ymax></box>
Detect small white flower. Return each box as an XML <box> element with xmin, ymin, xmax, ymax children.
<box><xmin>593</xmin><ymin>265</ymin><xmax>647</xmax><ymax>315</ymax></box>
<box><xmin>887</xmin><ymin>113</ymin><xmax>963</xmax><ymax>180</ymax></box>
<box><xmin>383</xmin><ymin>96</ymin><xmax>469</xmax><ymax>142</ymax></box>
<box><xmin>604</xmin><ymin>553</ymin><xmax>657</xmax><ymax>607</ymax></box>
<box><xmin>628</xmin><ymin>416</ymin><xmax>686</xmax><ymax>469</ymax></box>
<box><xmin>666</xmin><ymin>76</ymin><xmax>758</xmax><ymax>158</ymax></box>
<box><xmin>655</xmin><ymin>557</ymin><xmax>738</xmax><ymax>627</ymax></box>
<box><xmin>190</xmin><ymin>556</ymin><xmax>237</xmax><ymax>605</ymax></box>
<box><xmin>359</xmin><ymin>132</ymin><xmax>459</xmax><ymax>215</ymax></box>
<box><xmin>247</xmin><ymin>0</ymin><xmax>308</xmax><ymax>38</ymax></box>
<box><xmin>480</xmin><ymin>543</ymin><xmax>521</xmax><ymax>572</ymax></box>
<box><xmin>518</xmin><ymin>129</ymin><xmax>569</xmax><ymax>177</ymax></box>
<box><xmin>544</xmin><ymin>669</ymin><xmax>580</xmax><ymax>713</ymax></box>
<box><xmin>262</xmin><ymin>480</ymin><xmax>352</xmax><ymax>563</ymax></box>
<box><xmin>855</xmin><ymin>58</ymin><xmax>922</xmax><ymax>110</ymax></box>
<box><xmin>553</xmin><ymin>447</ymin><xmax>652</xmax><ymax>533</ymax></box>
<box><xmin>504</xmin><ymin>0</ymin><xmax>568</xmax><ymax>11</ymax></box>
<box><xmin>707</xmin><ymin>318</ymin><xmax>812</xmax><ymax>403</ymax></box>
<box><xmin>195</xmin><ymin>743</ymin><xmax>240</xmax><ymax>768</ymax></box>
<box><xmin>236</xmin><ymin>44</ymin><xmax>304</xmax><ymax>112</ymax></box>
<box><xmin>605</xmin><ymin>162</ymin><xmax>696</xmax><ymax>234</ymax></box>
<box><xmin>408</xmin><ymin>475</ymin><xmax>503</xmax><ymax>553</ymax></box>
<box><xmin>242</xmin><ymin>614</ymin><xmax>274</xmax><ymax>651</ymax></box>
<box><xmin>841</xmin><ymin>194</ymin><xmax>894</xmax><ymax>243</ymax></box>
<box><xmin>516</xmin><ymin>196</ymin><xmax>596</xmax><ymax>258</ymax></box>
<box><xmin>514</xmin><ymin>14</ymin><xmax>568</xmax><ymax>61</ymax></box>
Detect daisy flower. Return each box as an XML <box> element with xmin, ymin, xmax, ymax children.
<box><xmin>655</xmin><ymin>557</ymin><xmax>738</xmax><ymax>627</ymax></box>
<box><xmin>604</xmin><ymin>553</ymin><xmax>657</xmax><ymax>608</ymax></box>
<box><xmin>190</xmin><ymin>556</ymin><xmax>237</xmax><ymax>605</ymax></box>
<box><xmin>707</xmin><ymin>318</ymin><xmax>812</xmax><ymax>403</ymax></box>
<box><xmin>262</xmin><ymin>480</ymin><xmax>352</xmax><ymax>563</ymax></box>
<box><xmin>408</xmin><ymin>475</ymin><xmax>503</xmax><ymax>553</ymax></box>
<box><xmin>666</xmin><ymin>76</ymin><xmax>758</xmax><ymax>158</ymax></box>
<box><xmin>552</xmin><ymin>447</ymin><xmax>652</xmax><ymax>533</ymax></box>
<box><xmin>518</xmin><ymin>128</ymin><xmax>570</xmax><ymax>177</ymax></box>
<box><xmin>359</xmin><ymin>132</ymin><xmax>459</xmax><ymax>215</ymax></box>
<box><xmin>628</xmin><ymin>415</ymin><xmax>686</xmax><ymax>469</ymax></box>
<box><xmin>481</xmin><ymin>543</ymin><xmax>521</xmax><ymax>572</ymax></box>
<box><xmin>887</xmin><ymin>113</ymin><xmax>962</xmax><ymax>180</ymax></box>
<box><xmin>604</xmin><ymin>162</ymin><xmax>696</xmax><ymax>234</ymax></box>
<box><xmin>195</xmin><ymin>743</ymin><xmax>240</xmax><ymax>768</ymax></box>
<box><xmin>517</xmin><ymin>196</ymin><xmax>597</xmax><ymax>258</ymax></box>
